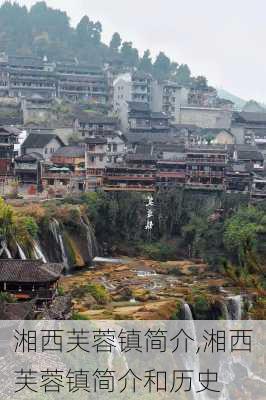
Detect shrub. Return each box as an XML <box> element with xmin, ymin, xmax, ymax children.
<box><xmin>193</xmin><ymin>295</ymin><xmax>210</xmax><ymax>319</ymax></box>
<box><xmin>71</xmin><ymin>312</ymin><xmax>89</xmax><ymax>320</ymax></box>
<box><xmin>139</xmin><ymin>242</ymin><xmax>177</xmax><ymax>261</ymax></box>
<box><xmin>72</xmin><ymin>283</ymin><xmax>109</xmax><ymax>305</ymax></box>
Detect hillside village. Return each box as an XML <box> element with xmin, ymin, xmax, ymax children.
<box><xmin>0</xmin><ymin>2</ymin><xmax>265</xmax><ymax>325</ymax></box>
<box><xmin>0</xmin><ymin>53</ymin><xmax>266</xmax><ymax>199</ymax></box>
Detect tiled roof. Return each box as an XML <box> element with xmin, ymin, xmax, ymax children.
<box><xmin>234</xmin><ymin>111</ymin><xmax>266</xmax><ymax>124</ymax></box>
<box><xmin>155</xmin><ymin>144</ymin><xmax>185</xmax><ymax>153</ymax></box>
<box><xmin>15</xmin><ymin>153</ymin><xmax>40</xmax><ymax>162</ymax></box>
<box><xmin>77</xmin><ymin>112</ymin><xmax>117</xmax><ymax>125</ymax></box>
<box><xmin>126</xmin><ymin>132</ymin><xmax>179</xmax><ymax>144</ymax></box>
<box><xmin>0</xmin><ymin>126</ymin><xmax>21</xmax><ymax>136</ymax></box>
<box><xmin>22</xmin><ymin>133</ymin><xmax>63</xmax><ymax>148</ymax></box>
<box><xmin>237</xmin><ymin>150</ymin><xmax>264</xmax><ymax>161</ymax></box>
<box><xmin>52</xmin><ymin>146</ymin><xmax>85</xmax><ymax>158</ymax></box>
<box><xmin>126</xmin><ymin>153</ymin><xmax>157</xmax><ymax>162</ymax></box>
<box><xmin>0</xmin><ymin>260</ymin><xmax>64</xmax><ymax>283</ymax></box>
<box><xmin>84</xmin><ymin>137</ymin><xmax>107</xmax><ymax>145</ymax></box>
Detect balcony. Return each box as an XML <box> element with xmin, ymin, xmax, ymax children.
<box><xmin>187</xmin><ymin>171</ymin><xmax>224</xmax><ymax>178</ymax></box>
<box><xmin>157</xmin><ymin>171</ymin><xmax>186</xmax><ymax>178</ymax></box>
<box><xmin>103</xmin><ymin>185</ymin><xmax>155</xmax><ymax>192</ymax></box>
<box><xmin>106</xmin><ymin>174</ymin><xmax>155</xmax><ymax>181</ymax></box>
<box><xmin>186</xmin><ymin>158</ymin><xmax>226</xmax><ymax>165</ymax></box>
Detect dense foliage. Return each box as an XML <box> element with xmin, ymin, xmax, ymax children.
<box><xmin>0</xmin><ymin>197</ymin><xmax>38</xmax><ymax>247</ymax></box>
<box><xmin>79</xmin><ymin>190</ymin><xmax>266</xmax><ymax>273</ymax></box>
<box><xmin>0</xmin><ymin>1</ymin><xmax>207</xmax><ymax>87</ymax></box>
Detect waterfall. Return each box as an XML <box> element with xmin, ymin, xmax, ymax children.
<box><xmin>80</xmin><ymin>217</ymin><xmax>99</xmax><ymax>262</ymax></box>
<box><xmin>179</xmin><ymin>304</ymin><xmax>207</xmax><ymax>400</ymax></box>
<box><xmin>16</xmin><ymin>242</ymin><xmax>26</xmax><ymax>260</ymax></box>
<box><xmin>221</xmin><ymin>302</ymin><xmax>230</xmax><ymax>320</ymax></box>
<box><xmin>227</xmin><ymin>295</ymin><xmax>243</xmax><ymax>320</ymax></box>
<box><xmin>49</xmin><ymin>219</ymin><xmax>70</xmax><ymax>272</ymax></box>
<box><xmin>0</xmin><ymin>240</ymin><xmax>12</xmax><ymax>259</ymax></box>
<box><xmin>4</xmin><ymin>247</ymin><xmax>12</xmax><ymax>259</ymax></box>
<box><xmin>108</xmin><ymin>334</ymin><xmax>129</xmax><ymax>372</ymax></box>
<box><xmin>183</xmin><ymin>302</ymin><xmax>194</xmax><ymax>320</ymax></box>
<box><xmin>32</xmin><ymin>240</ymin><xmax>47</xmax><ymax>263</ymax></box>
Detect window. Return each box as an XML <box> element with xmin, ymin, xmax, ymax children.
<box><xmin>113</xmin><ymin>144</ymin><xmax>118</xmax><ymax>152</ymax></box>
<box><xmin>99</xmin><ymin>155</ymin><xmax>103</xmax><ymax>162</ymax></box>
<box><xmin>90</xmin><ymin>156</ymin><xmax>95</xmax><ymax>162</ymax></box>
<box><xmin>44</xmin><ymin>148</ymin><xmax>48</xmax><ymax>154</ymax></box>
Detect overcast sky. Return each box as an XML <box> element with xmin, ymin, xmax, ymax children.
<box><xmin>12</xmin><ymin>0</ymin><xmax>266</xmax><ymax>103</ymax></box>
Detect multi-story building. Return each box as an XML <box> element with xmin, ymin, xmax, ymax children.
<box><xmin>152</xmin><ymin>80</ymin><xmax>189</xmax><ymax>121</ymax></box>
<box><xmin>7</xmin><ymin>56</ymin><xmax>57</xmax><ymax>99</ymax></box>
<box><xmin>185</xmin><ymin>145</ymin><xmax>228</xmax><ymax>187</ymax></box>
<box><xmin>104</xmin><ymin>153</ymin><xmax>157</xmax><ymax>191</ymax></box>
<box><xmin>21</xmin><ymin>132</ymin><xmax>64</xmax><ymax>161</ymax></box>
<box><xmin>231</xmin><ymin>111</ymin><xmax>266</xmax><ymax>146</ymax></box>
<box><xmin>233</xmin><ymin>144</ymin><xmax>264</xmax><ymax>172</ymax></box>
<box><xmin>74</xmin><ymin>113</ymin><xmax>125</xmax><ymax>164</ymax></box>
<box><xmin>131</xmin><ymin>71</ymin><xmax>152</xmax><ymax>104</ymax></box>
<box><xmin>0</xmin><ymin>53</ymin><xmax>9</xmax><ymax>97</ymax></box>
<box><xmin>41</xmin><ymin>146</ymin><xmax>86</xmax><ymax>192</ymax></box>
<box><xmin>126</xmin><ymin>102</ymin><xmax>170</xmax><ymax>133</ymax></box>
<box><xmin>114</xmin><ymin>72</ymin><xmax>152</xmax><ymax>113</ymax></box>
<box><xmin>0</xmin><ymin>126</ymin><xmax>19</xmax><ymax>176</ymax></box>
<box><xmin>85</xmin><ymin>137</ymin><xmax>108</xmax><ymax>189</ymax></box>
<box><xmin>76</xmin><ymin>114</ymin><xmax>119</xmax><ymax>137</ymax></box>
<box><xmin>156</xmin><ymin>159</ymin><xmax>187</xmax><ymax>187</ymax></box>
<box><xmin>0</xmin><ymin>55</ymin><xmax>109</xmax><ymax>104</ymax></box>
<box><xmin>14</xmin><ymin>153</ymin><xmax>42</xmax><ymax>185</ymax></box>
<box><xmin>56</xmin><ymin>63</ymin><xmax>108</xmax><ymax>104</ymax></box>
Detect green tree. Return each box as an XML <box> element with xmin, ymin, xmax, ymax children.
<box><xmin>120</xmin><ymin>41</ymin><xmax>139</xmax><ymax>67</ymax></box>
<box><xmin>109</xmin><ymin>32</ymin><xmax>122</xmax><ymax>52</ymax></box>
<box><xmin>224</xmin><ymin>206</ymin><xmax>266</xmax><ymax>267</ymax></box>
<box><xmin>153</xmin><ymin>51</ymin><xmax>171</xmax><ymax>80</ymax></box>
<box><xmin>175</xmin><ymin>64</ymin><xmax>191</xmax><ymax>86</ymax></box>
<box><xmin>139</xmin><ymin>50</ymin><xmax>153</xmax><ymax>74</ymax></box>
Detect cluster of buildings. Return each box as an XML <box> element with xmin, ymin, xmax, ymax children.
<box><xmin>0</xmin><ymin>54</ymin><xmax>266</xmax><ymax>198</ymax></box>
<box><xmin>0</xmin><ymin>54</ymin><xmax>110</xmax><ymax>104</ymax></box>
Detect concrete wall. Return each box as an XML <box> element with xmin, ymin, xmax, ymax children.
<box><xmin>230</xmin><ymin>125</ymin><xmax>245</xmax><ymax>144</ymax></box>
<box><xmin>178</xmin><ymin>106</ymin><xmax>232</xmax><ymax>129</ymax></box>
<box><xmin>113</xmin><ymin>77</ymin><xmax>131</xmax><ymax>113</ymax></box>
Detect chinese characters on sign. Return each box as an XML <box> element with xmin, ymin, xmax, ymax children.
<box><xmin>145</xmin><ymin>195</ymin><xmax>154</xmax><ymax>234</ymax></box>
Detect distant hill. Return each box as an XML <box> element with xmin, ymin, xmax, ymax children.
<box><xmin>217</xmin><ymin>88</ymin><xmax>266</xmax><ymax>112</ymax></box>
<box><xmin>217</xmin><ymin>88</ymin><xmax>246</xmax><ymax>110</ymax></box>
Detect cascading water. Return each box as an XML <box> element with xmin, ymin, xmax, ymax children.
<box><xmin>16</xmin><ymin>242</ymin><xmax>26</xmax><ymax>260</ymax></box>
<box><xmin>180</xmin><ymin>303</ymin><xmax>207</xmax><ymax>400</ymax></box>
<box><xmin>183</xmin><ymin>302</ymin><xmax>194</xmax><ymax>320</ymax></box>
<box><xmin>49</xmin><ymin>219</ymin><xmax>70</xmax><ymax>272</ymax></box>
<box><xmin>32</xmin><ymin>240</ymin><xmax>47</xmax><ymax>263</ymax></box>
<box><xmin>227</xmin><ymin>295</ymin><xmax>243</xmax><ymax>320</ymax></box>
<box><xmin>4</xmin><ymin>247</ymin><xmax>12</xmax><ymax>259</ymax></box>
<box><xmin>80</xmin><ymin>217</ymin><xmax>99</xmax><ymax>262</ymax></box>
<box><xmin>0</xmin><ymin>239</ymin><xmax>12</xmax><ymax>259</ymax></box>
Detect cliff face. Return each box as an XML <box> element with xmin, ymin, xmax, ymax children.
<box><xmin>1</xmin><ymin>202</ymin><xmax>99</xmax><ymax>271</ymax></box>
